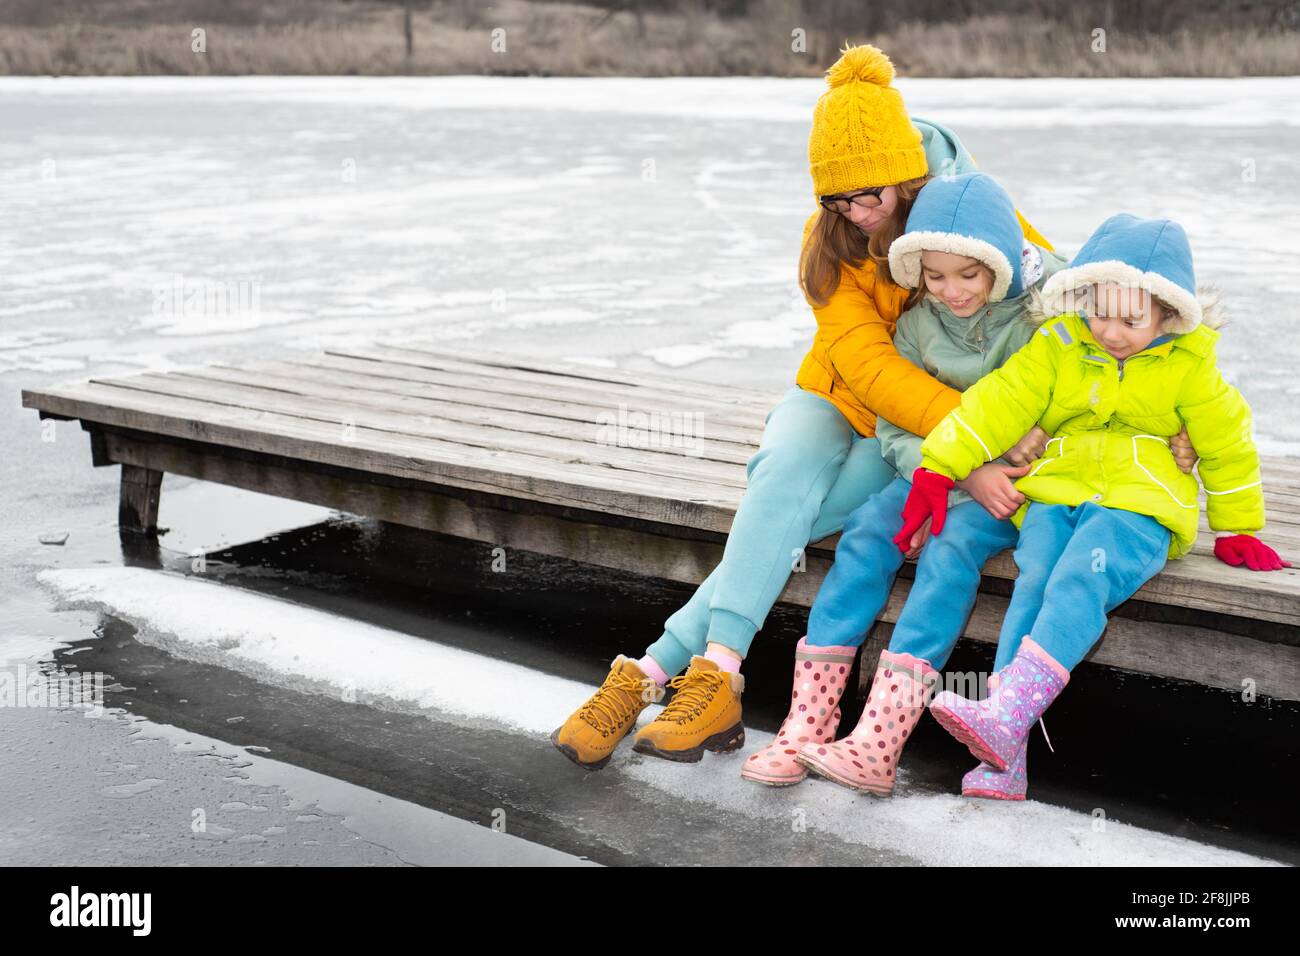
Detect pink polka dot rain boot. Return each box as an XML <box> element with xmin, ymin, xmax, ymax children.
<box><xmin>795</xmin><ymin>649</ymin><xmax>938</xmax><ymax>796</ymax></box>
<box><xmin>740</xmin><ymin>637</ymin><xmax>857</xmax><ymax>787</ymax></box>
<box><xmin>930</xmin><ymin>637</ymin><xmax>1068</xmax><ymax>772</ymax></box>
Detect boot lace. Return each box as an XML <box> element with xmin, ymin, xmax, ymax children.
<box><xmin>581</xmin><ymin>673</ymin><xmax>651</xmax><ymax>736</ymax></box>
<box><xmin>659</xmin><ymin>670</ymin><xmax>727</xmax><ymax>724</ymax></box>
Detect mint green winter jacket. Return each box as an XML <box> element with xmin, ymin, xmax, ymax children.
<box><xmin>877</xmin><ymin>249</ymin><xmax>1069</xmax><ymax>507</ymax></box>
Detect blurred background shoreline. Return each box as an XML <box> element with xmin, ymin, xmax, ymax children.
<box><xmin>4</xmin><ymin>0</ymin><xmax>1299</xmax><ymax>78</ymax></box>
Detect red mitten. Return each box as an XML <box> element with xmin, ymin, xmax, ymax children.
<box><xmin>893</xmin><ymin>468</ymin><xmax>955</xmax><ymax>552</ymax></box>
<box><xmin>1213</xmin><ymin>534</ymin><xmax>1292</xmax><ymax>572</ymax></box>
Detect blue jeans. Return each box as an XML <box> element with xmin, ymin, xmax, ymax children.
<box><xmin>993</xmin><ymin>501</ymin><xmax>1171</xmax><ymax>672</ymax></box>
<box><xmin>806</xmin><ymin>477</ymin><xmax>1019</xmax><ymax>669</ymax></box>
<box><xmin>643</xmin><ymin>386</ymin><xmax>897</xmax><ymax>676</ymax></box>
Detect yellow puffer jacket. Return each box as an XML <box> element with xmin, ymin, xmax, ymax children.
<box><xmin>795</xmin><ymin>210</ymin><xmax>1052</xmax><ymax>438</ymax></box>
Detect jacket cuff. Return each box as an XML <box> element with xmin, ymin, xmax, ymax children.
<box><xmin>919</xmin><ymin>457</ymin><xmax>958</xmax><ymax>481</ymax></box>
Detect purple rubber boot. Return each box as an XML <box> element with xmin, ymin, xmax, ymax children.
<box><xmin>957</xmin><ymin>675</ymin><xmax>1028</xmax><ymax>801</ymax></box>
<box><xmin>961</xmin><ymin>746</ymin><xmax>1028</xmax><ymax>800</ymax></box>
<box><xmin>930</xmin><ymin>637</ymin><xmax>1068</xmax><ymax>772</ymax></box>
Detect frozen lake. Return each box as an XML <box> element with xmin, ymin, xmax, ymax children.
<box><xmin>3</xmin><ymin>75</ymin><xmax>1300</xmax><ymax>450</ymax></box>
<box><xmin>2</xmin><ymin>76</ymin><xmax>1298</xmax><ymax>866</ymax></box>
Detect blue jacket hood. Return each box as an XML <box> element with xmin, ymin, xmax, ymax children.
<box><xmin>887</xmin><ymin>171</ymin><xmax>1028</xmax><ymax>301</ymax></box>
<box><xmin>1041</xmin><ymin>213</ymin><xmax>1204</xmax><ymax>333</ymax></box>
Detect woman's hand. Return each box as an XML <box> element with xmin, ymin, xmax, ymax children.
<box><xmin>1004</xmin><ymin>424</ymin><xmax>1050</xmax><ymax>466</ymax></box>
<box><xmin>1170</xmin><ymin>426</ymin><xmax>1198</xmax><ymax>474</ymax></box>
<box><xmin>956</xmin><ymin>462</ymin><xmax>1030</xmax><ymax>519</ymax></box>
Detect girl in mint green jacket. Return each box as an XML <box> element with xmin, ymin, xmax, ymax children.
<box><xmin>897</xmin><ymin>213</ymin><xmax>1290</xmax><ymax>800</ymax></box>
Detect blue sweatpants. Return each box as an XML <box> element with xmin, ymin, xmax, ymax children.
<box><xmin>644</xmin><ymin>386</ymin><xmax>897</xmax><ymax>676</ymax></box>
<box><xmin>806</xmin><ymin>476</ymin><xmax>1020</xmax><ymax>669</ymax></box>
<box><xmin>993</xmin><ymin>501</ymin><xmax>1171</xmax><ymax>672</ymax></box>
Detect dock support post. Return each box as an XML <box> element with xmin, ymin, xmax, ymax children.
<box><xmin>119</xmin><ymin>464</ymin><xmax>162</xmax><ymax>537</ymax></box>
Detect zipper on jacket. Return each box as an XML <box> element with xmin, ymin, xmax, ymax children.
<box><xmin>1115</xmin><ymin>343</ymin><xmax>1164</xmax><ymax>381</ymax></box>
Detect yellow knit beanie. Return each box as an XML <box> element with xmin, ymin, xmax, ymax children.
<box><xmin>808</xmin><ymin>44</ymin><xmax>928</xmax><ymax>198</ymax></box>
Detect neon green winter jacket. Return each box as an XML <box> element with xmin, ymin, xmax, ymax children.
<box><xmin>917</xmin><ymin>310</ymin><xmax>1265</xmax><ymax>559</ymax></box>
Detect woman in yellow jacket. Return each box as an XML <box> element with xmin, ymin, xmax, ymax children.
<box><xmin>897</xmin><ymin>213</ymin><xmax>1290</xmax><ymax>800</ymax></box>
<box><xmin>551</xmin><ymin>45</ymin><xmax>1053</xmax><ymax>771</ymax></box>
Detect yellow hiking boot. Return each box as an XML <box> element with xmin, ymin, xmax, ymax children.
<box><xmin>550</xmin><ymin>656</ymin><xmax>664</xmax><ymax>770</ymax></box>
<box><xmin>633</xmin><ymin>656</ymin><xmax>744</xmax><ymax>762</ymax></box>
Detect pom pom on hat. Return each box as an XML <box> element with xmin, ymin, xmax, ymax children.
<box><xmin>825</xmin><ymin>44</ymin><xmax>896</xmax><ymax>89</ymax></box>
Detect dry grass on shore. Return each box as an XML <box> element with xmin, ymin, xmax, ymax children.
<box><xmin>2</xmin><ymin>0</ymin><xmax>1297</xmax><ymax>77</ymax></box>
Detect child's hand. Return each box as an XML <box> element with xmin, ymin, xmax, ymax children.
<box><xmin>955</xmin><ymin>462</ymin><xmax>1030</xmax><ymax>519</ymax></box>
<box><xmin>1213</xmin><ymin>534</ymin><xmax>1292</xmax><ymax>572</ymax></box>
<box><xmin>893</xmin><ymin>468</ymin><xmax>954</xmax><ymax>552</ymax></box>
<box><xmin>1004</xmin><ymin>424</ymin><xmax>1050</xmax><ymax>466</ymax></box>
<box><xmin>1169</xmin><ymin>426</ymin><xmax>1198</xmax><ymax>474</ymax></box>
<box><xmin>904</xmin><ymin>517</ymin><xmax>932</xmax><ymax>560</ymax></box>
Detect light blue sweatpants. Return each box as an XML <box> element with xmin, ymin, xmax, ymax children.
<box><xmin>805</xmin><ymin>476</ymin><xmax>1020</xmax><ymax>669</ymax></box>
<box><xmin>992</xmin><ymin>501</ymin><xmax>1171</xmax><ymax>672</ymax></box>
<box><xmin>643</xmin><ymin>386</ymin><xmax>897</xmax><ymax>676</ymax></box>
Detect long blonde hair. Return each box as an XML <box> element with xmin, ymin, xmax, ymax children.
<box><xmin>799</xmin><ymin>175</ymin><xmax>930</xmax><ymax>307</ymax></box>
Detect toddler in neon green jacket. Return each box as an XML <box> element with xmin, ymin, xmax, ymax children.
<box><xmin>895</xmin><ymin>213</ymin><xmax>1290</xmax><ymax>800</ymax></box>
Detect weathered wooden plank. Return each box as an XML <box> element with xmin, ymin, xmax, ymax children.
<box><xmin>323</xmin><ymin>346</ymin><xmax>774</xmax><ymax>428</ymax></box>
<box><xmin>291</xmin><ymin>353</ymin><xmax>769</xmax><ymax>428</ymax></box>
<box><xmin>21</xmin><ymin>381</ymin><xmax>744</xmax><ymax>529</ymax></box>
<box><xmin>88</xmin><ymin>372</ymin><xmax>753</xmax><ymax>490</ymax></box>
<box><xmin>366</xmin><ymin>341</ymin><xmax>784</xmax><ymax>405</ymax></box>
<box><xmin>206</xmin><ymin>360</ymin><xmax>765</xmax><ymax>449</ymax></box>
<box><xmin>1252</xmin><ymin>468</ymin><xmax>1300</xmax><ymax>493</ymax></box>
<box><xmin>98</xmin><ymin>426</ymin><xmax>732</xmax><ymax>587</ymax></box>
<box><xmin>167</xmin><ymin>365</ymin><xmax>756</xmax><ymax>466</ymax></box>
<box><xmin>1188</xmin><ymin>514</ymin><xmax>1300</xmax><ymax>549</ymax></box>
<box><xmin>286</xmin><ymin>352</ymin><xmax>771</xmax><ymax>432</ymax></box>
<box><xmin>1257</xmin><ymin>456</ymin><xmax>1300</xmax><ymax>477</ymax></box>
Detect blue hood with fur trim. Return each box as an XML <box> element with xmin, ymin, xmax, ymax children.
<box><xmin>888</xmin><ymin>171</ymin><xmax>1029</xmax><ymax>301</ymax></box>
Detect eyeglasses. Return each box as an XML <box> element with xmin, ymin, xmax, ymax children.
<box><xmin>819</xmin><ymin>187</ymin><xmax>885</xmax><ymax>215</ymax></box>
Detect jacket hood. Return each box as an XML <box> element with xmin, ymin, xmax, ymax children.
<box><xmin>912</xmin><ymin>116</ymin><xmax>977</xmax><ymax>179</ymax></box>
<box><xmin>1040</xmin><ymin>213</ymin><xmax>1205</xmax><ymax>333</ymax></box>
<box><xmin>888</xmin><ymin>172</ymin><xmax>1028</xmax><ymax>302</ymax></box>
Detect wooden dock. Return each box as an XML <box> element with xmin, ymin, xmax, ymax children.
<box><xmin>21</xmin><ymin>344</ymin><xmax>1300</xmax><ymax>700</ymax></box>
